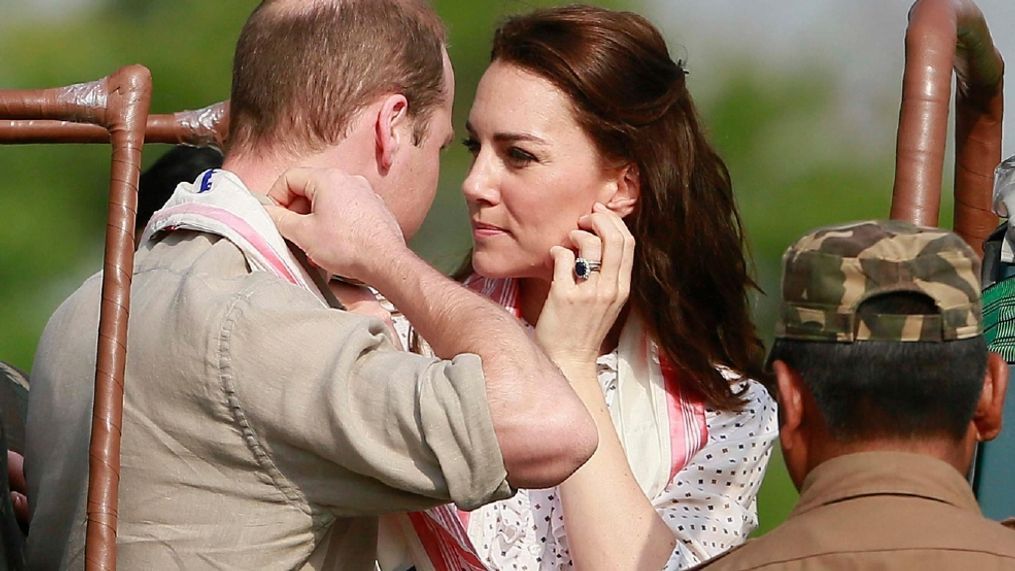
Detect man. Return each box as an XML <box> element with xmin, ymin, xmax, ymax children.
<box><xmin>25</xmin><ymin>0</ymin><xmax>597</xmax><ymax>568</ymax></box>
<box><xmin>703</xmin><ymin>220</ymin><xmax>1015</xmax><ymax>570</ymax></box>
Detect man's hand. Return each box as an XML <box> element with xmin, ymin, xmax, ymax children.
<box><xmin>8</xmin><ymin>451</ymin><xmax>27</xmax><ymax>531</ymax></box>
<box><xmin>264</xmin><ymin>168</ymin><xmax>407</xmax><ymax>282</ymax></box>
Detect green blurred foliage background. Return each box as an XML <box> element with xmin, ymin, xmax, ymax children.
<box><xmin>0</xmin><ymin>0</ymin><xmax>962</xmax><ymax>536</ymax></box>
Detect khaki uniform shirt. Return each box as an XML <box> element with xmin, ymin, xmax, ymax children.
<box><xmin>25</xmin><ymin>231</ymin><xmax>512</xmax><ymax>569</ymax></box>
<box><xmin>701</xmin><ymin>451</ymin><xmax>1015</xmax><ymax>570</ymax></box>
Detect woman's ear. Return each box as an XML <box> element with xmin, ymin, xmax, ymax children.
<box><xmin>375</xmin><ymin>94</ymin><xmax>410</xmax><ymax>174</ymax></box>
<box><xmin>605</xmin><ymin>163</ymin><xmax>640</xmax><ymax>218</ymax></box>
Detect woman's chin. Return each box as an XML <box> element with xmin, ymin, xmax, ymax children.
<box><xmin>473</xmin><ymin>245</ymin><xmax>562</xmax><ymax>280</ymax></box>
<box><xmin>472</xmin><ymin>262</ymin><xmax>511</xmax><ymax>280</ymax></box>
<box><xmin>472</xmin><ymin>254</ymin><xmax>523</xmax><ymax>280</ymax></box>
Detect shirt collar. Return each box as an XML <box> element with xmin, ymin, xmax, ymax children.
<box><xmin>792</xmin><ymin>451</ymin><xmax>980</xmax><ymax>518</ymax></box>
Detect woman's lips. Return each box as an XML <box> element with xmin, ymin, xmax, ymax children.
<box><xmin>471</xmin><ymin>221</ymin><xmax>508</xmax><ymax>239</ymax></box>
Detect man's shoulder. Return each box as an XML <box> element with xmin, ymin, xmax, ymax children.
<box><xmin>691</xmin><ymin>519</ymin><xmax>805</xmax><ymax>570</ymax></box>
<box><xmin>32</xmin><ymin>232</ymin><xmax>330</xmax><ymax>382</ymax></box>
<box><xmin>136</xmin><ymin>230</ymin><xmax>250</xmax><ymax>284</ymax></box>
<box><xmin>942</xmin><ymin>506</ymin><xmax>1015</xmax><ymax>556</ymax></box>
<box><xmin>698</xmin><ymin>487</ymin><xmax>1015</xmax><ymax>570</ymax></box>
<box><xmin>33</xmin><ymin>270</ymin><xmax>105</xmax><ymax>367</ymax></box>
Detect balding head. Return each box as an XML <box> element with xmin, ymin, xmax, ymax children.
<box><xmin>227</xmin><ymin>0</ymin><xmax>447</xmax><ymax>158</ymax></box>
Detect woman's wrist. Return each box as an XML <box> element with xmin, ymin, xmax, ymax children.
<box><xmin>551</xmin><ymin>356</ymin><xmax>599</xmax><ymax>384</ymax></box>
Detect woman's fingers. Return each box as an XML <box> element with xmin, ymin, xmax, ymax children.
<box><xmin>592</xmin><ymin>203</ymin><xmax>636</xmax><ymax>299</ymax></box>
<box><xmin>578</xmin><ymin>206</ymin><xmax>625</xmax><ymax>286</ymax></box>
<box><xmin>578</xmin><ymin>212</ymin><xmax>621</xmax><ymax>267</ymax></box>
<box><xmin>593</xmin><ymin>202</ymin><xmax>635</xmax><ymax>243</ymax></box>
<box><xmin>568</xmin><ymin>229</ymin><xmax>603</xmax><ymax>283</ymax></box>
<box><xmin>550</xmin><ymin>245</ymin><xmax>577</xmax><ymax>288</ymax></box>
<box><xmin>537</xmin><ymin>207</ymin><xmax>634</xmax><ymax>365</ymax></box>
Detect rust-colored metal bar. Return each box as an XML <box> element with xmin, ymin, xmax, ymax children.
<box><xmin>85</xmin><ymin>64</ymin><xmax>151</xmax><ymax>571</ymax></box>
<box><xmin>891</xmin><ymin>0</ymin><xmax>1004</xmax><ymax>254</ymax></box>
<box><xmin>0</xmin><ymin>101</ymin><xmax>228</xmax><ymax>148</ymax></box>
<box><xmin>0</xmin><ymin>65</ymin><xmax>154</xmax><ymax>570</ymax></box>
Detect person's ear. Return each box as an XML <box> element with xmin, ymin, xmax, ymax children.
<box><xmin>973</xmin><ymin>352</ymin><xmax>1008</xmax><ymax>442</ymax></box>
<box><xmin>774</xmin><ymin>360</ymin><xmax>804</xmax><ymax>449</ymax></box>
<box><xmin>603</xmin><ymin>163</ymin><xmax>640</xmax><ymax>218</ymax></box>
<box><xmin>774</xmin><ymin>359</ymin><xmax>810</xmax><ymax>489</ymax></box>
<box><xmin>375</xmin><ymin>94</ymin><xmax>410</xmax><ymax>174</ymax></box>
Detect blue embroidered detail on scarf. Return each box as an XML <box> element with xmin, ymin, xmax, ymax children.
<box><xmin>198</xmin><ymin>169</ymin><xmax>216</xmax><ymax>193</ymax></box>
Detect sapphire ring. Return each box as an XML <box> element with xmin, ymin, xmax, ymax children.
<box><xmin>574</xmin><ymin>257</ymin><xmax>602</xmax><ymax>281</ymax></box>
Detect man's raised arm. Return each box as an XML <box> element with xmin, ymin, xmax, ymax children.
<box><xmin>265</xmin><ymin>168</ymin><xmax>598</xmax><ymax>488</ymax></box>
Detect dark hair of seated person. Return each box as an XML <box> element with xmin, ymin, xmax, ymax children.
<box><xmin>136</xmin><ymin>145</ymin><xmax>224</xmax><ymax>237</ymax></box>
<box><xmin>768</xmin><ymin>292</ymin><xmax>987</xmax><ymax>442</ymax></box>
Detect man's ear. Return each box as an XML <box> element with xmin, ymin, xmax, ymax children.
<box><xmin>604</xmin><ymin>163</ymin><xmax>640</xmax><ymax>218</ymax></box>
<box><xmin>774</xmin><ymin>359</ymin><xmax>812</xmax><ymax>489</ymax></box>
<box><xmin>375</xmin><ymin>94</ymin><xmax>410</xmax><ymax>174</ymax></box>
<box><xmin>774</xmin><ymin>360</ymin><xmax>805</xmax><ymax>449</ymax></box>
<box><xmin>974</xmin><ymin>352</ymin><xmax>1009</xmax><ymax>442</ymax></box>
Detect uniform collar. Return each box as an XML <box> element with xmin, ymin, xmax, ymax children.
<box><xmin>792</xmin><ymin>451</ymin><xmax>980</xmax><ymax>518</ymax></box>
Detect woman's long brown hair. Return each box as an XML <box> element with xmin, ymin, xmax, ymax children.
<box><xmin>458</xmin><ymin>5</ymin><xmax>767</xmax><ymax>409</ymax></box>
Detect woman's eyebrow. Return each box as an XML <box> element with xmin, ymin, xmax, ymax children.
<box><xmin>492</xmin><ymin>132</ymin><xmax>547</xmax><ymax>145</ymax></box>
<box><xmin>464</xmin><ymin>121</ymin><xmax>547</xmax><ymax>145</ymax></box>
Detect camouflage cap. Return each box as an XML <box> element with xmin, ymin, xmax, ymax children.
<box><xmin>776</xmin><ymin>220</ymin><xmax>982</xmax><ymax>343</ymax></box>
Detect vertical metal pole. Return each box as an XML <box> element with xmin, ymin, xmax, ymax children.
<box><xmin>84</xmin><ymin>65</ymin><xmax>152</xmax><ymax>571</ymax></box>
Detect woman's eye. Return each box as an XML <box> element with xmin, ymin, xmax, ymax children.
<box><xmin>462</xmin><ymin>137</ymin><xmax>480</xmax><ymax>156</ymax></box>
<box><xmin>507</xmin><ymin>147</ymin><xmax>537</xmax><ymax>166</ymax></box>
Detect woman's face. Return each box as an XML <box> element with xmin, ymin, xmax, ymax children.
<box><xmin>463</xmin><ymin>61</ymin><xmax>618</xmax><ymax>280</ymax></box>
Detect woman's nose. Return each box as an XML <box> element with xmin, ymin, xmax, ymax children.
<box><xmin>462</xmin><ymin>154</ymin><xmax>499</xmax><ymax>206</ymax></box>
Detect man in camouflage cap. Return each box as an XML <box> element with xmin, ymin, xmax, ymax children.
<box><xmin>703</xmin><ymin>220</ymin><xmax>1015</xmax><ymax>570</ymax></box>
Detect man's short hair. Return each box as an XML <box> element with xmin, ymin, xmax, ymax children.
<box><xmin>771</xmin><ymin>220</ymin><xmax>989</xmax><ymax>442</ymax></box>
<box><xmin>228</xmin><ymin>0</ymin><xmax>447</xmax><ymax>156</ymax></box>
<box><xmin>770</xmin><ymin>292</ymin><xmax>987</xmax><ymax>442</ymax></box>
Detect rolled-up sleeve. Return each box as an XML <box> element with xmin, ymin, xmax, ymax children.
<box><xmin>220</xmin><ymin>276</ymin><xmax>512</xmax><ymax>516</ymax></box>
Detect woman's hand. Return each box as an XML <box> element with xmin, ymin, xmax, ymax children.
<box><xmin>535</xmin><ymin>203</ymin><xmax>635</xmax><ymax>371</ymax></box>
<box><xmin>542</xmin><ymin>206</ymin><xmax>676</xmax><ymax>570</ymax></box>
<box><xmin>328</xmin><ymin>281</ymin><xmax>402</xmax><ymax>350</ymax></box>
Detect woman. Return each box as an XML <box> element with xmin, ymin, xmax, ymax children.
<box><xmin>389</xmin><ymin>5</ymin><xmax>777</xmax><ymax>570</ymax></box>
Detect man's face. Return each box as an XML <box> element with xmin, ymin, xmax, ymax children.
<box><xmin>381</xmin><ymin>49</ymin><xmax>456</xmax><ymax>240</ymax></box>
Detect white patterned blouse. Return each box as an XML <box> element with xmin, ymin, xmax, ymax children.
<box><xmin>390</xmin><ymin>314</ymin><xmax>778</xmax><ymax>570</ymax></box>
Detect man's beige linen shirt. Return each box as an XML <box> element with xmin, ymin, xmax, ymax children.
<box><xmin>26</xmin><ymin>230</ymin><xmax>512</xmax><ymax>569</ymax></box>
<box><xmin>701</xmin><ymin>451</ymin><xmax>1015</xmax><ymax>570</ymax></box>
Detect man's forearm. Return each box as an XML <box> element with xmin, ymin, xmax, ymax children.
<box><xmin>366</xmin><ymin>249</ymin><xmax>598</xmax><ymax>487</ymax></box>
<box><xmin>368</xmin><ymin>250</ymin><xmax>531</xmax><ymax>362</ymax></box>
<box><xmin>262</xmin><ymin>165</ymin><xmax>596</xmax><ymax>486</ymax></box>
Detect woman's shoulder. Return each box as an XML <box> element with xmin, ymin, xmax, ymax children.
<box><xmin>716</xmin><ymin>366</ymin><xmax>772</xmax><ymax>402</ymax></box>
<box><xmin>706</xmin><ymin>366</ymin><xmax>778</xmax><ymax>435</ymax></box>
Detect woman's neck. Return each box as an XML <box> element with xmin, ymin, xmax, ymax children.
<box><xmin>518</xmin><ymin>277</ymin><xmax>551</xmax><ymax>326</ymax></box>
<box><xmin>517</xmin><ymin>277</ymin><xmax>626</xmax><ymax>355</ymax></box>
